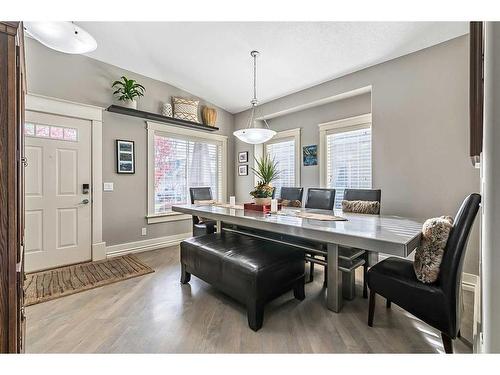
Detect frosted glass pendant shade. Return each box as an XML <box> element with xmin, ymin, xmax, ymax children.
<box><xmin>25</xmin><ymin>22</ymin><xmax>97</xmax><ymax>54</ymax></box>
<box><xmin>233</xmin><ymin>128</ymin><xmax>276</xmax><ymax>144</ymax></box>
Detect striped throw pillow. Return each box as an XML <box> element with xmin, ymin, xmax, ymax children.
<box><xmin>172</xmin><ymin>97</ymin><xmax>199</xmax><ymax>123</ymax></box>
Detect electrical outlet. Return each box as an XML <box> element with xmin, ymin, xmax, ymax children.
<box><xmin>141</xmin><ymin>227</ymin><xmax>147</xmax><ymax>236</ymax></box>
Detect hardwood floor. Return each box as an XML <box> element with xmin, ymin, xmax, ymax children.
<box><xmin>26</xmin><ymin>246</ymin><xmax>472</xmax><ymax>353</ymax></box>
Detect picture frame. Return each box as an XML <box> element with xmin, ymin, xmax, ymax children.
<box><xmin>238</xmin><ymin>151</ymin><xmax>249</xmax><ymax>163</ymax></box>
<box><xmin>116</xmin><ymin>140</ymin><xmax>135</xmax><ymax>174</ymax></box>
<box><xmin>303</xmin><ymin>145</ymin><xmax>318</xmax><ymax>166</ymax></box>
<box><xmin>238</xmin><ymin>165</ymin><xmax>248</xmax><ymax>176</ymax></box>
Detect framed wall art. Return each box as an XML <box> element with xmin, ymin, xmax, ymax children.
<box><xmin>116</xmin><ymin>139</ymin><xmax>135</xmax><ymax>174</ymax></box>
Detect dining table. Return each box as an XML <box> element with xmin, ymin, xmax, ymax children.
<box><xmin>172</xmin><ymin>203</ymin><xmax>423</xmax><ymax>313</ymax></box>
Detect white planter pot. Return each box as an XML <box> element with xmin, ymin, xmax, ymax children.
<box><xmin>254</xmin><ymin>197</ymin><xmax>271</xmax><ymax>206</ymax></box>
<box><xmin>120</xmin><ymin>99</ymin><xmax>137</xmax><ymax>110</ymax></box>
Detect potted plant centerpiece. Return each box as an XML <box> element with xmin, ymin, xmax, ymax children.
<box><xmin>112</xmin><ymin>76</ymin><xmax>146</xmax><ymax>109</ymax></box>
<box><xmin>250</xmin><ymin>154</ymin><xmax>280</xmax><ymax>206</ymax></box>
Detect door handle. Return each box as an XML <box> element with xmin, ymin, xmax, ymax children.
<box><xmin>76</xmin><ymin>199</ymin><xmax>90</xmax><ymax>206</ymax></box>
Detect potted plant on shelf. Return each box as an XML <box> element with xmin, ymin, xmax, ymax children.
<box><xmin>250</xmin><ymin>154</ymin><xmax>280</xmax><ymax>205</ymax></box>
<box><xmin>112</xmin><ymin>76</ymin><xmax>146</xmax><ymax>109</ymax></box>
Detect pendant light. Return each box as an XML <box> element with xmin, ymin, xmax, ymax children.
<box><xmin>24</xmin><ymin>22</ymin><xmax>97</xmax><ymax>54</ymax></box>
<box><xmin>233</xmin><ymin>51</ymin><xmax>276</xmax><ymax>144</ymax></box>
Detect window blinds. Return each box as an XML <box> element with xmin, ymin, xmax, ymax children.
<box><xmin>326</xmin><ymin>126</ymin><xmax>372</xmax><ymax>208</ymax></box>
<box><xmin>154</xmin><ymin>134</ymin><xmax>221</xmax><ymax>213</ymax></box>
<box><xmin>266</xmin><ymin>139</ymin><xmax>295</xmax><ymax>198</ymax></box>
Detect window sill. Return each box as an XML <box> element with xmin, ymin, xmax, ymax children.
<box><xmin>146</xmin><ymin>212</ymin><xmax>192</xmax><ymax>224</ymax></box>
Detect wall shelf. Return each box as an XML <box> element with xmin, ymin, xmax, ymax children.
<box><xmin>106</xmin><ymin>105</ymin><xmax>220</xmax><ymax>132</ymax></box>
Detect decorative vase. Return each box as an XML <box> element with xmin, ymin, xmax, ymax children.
<box><xmin>161</xmin><ymin>102</ymin><xmax>173</xmax><ymax>117</ymax></box>
<box><xmin>254</xmin><ymin>197</ymin><xmax>271</xmax><ymax>206</ymax></box>
<box><xmin>202</xmin><ymin>106</ymin><xmax>217</xmax><ymax>126</ymax></box>
<box><xmin>121</xmin><ymin>99</ymin><xmax>137</xmax><ymax>110</ymax></box>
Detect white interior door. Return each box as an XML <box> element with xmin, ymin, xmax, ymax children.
<box><xmin>24</xmin><ymin>111</ymin><xmax>92</xmax><ymax>272</ymax></box>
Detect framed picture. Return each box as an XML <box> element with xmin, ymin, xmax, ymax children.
<box><xmin>238</xmin><ymin>151</ymin><xmax>248</xmax><ymax>163</ymax></box>
<box><xmin>116</xmin><ymin>140</ymin><xmax>135</xmax><ymax>174</ymax></box>
<box><xmin>303</xmin><ymin>145</ymin><xmax>318</xmax><ymax>166</ymax></box>
<box><xmin>238</xmin><ymin>165</ymin><xmax>248</xmax><ymax>176</ymax></box>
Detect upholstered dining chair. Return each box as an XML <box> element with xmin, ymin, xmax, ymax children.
<box><xmin>189</xmin><ymin>187</ymin><xmax>217</xmax><ymax>237</ymax></box>
<box><xmin>338</xmin><ymin>189</ymin><xmax>382</xmax><ymax>298</ymax></box>
<box><xmin>367</xmin><ymin>193</ymin><xmax>481</xmax><ymax>354</ymax></box>
<box><xmin>280</xmin><ymin>187</ymin><xmax>304</xmax><ymax>203</ymax></box>
<box><xmin>305</xmin><ymin>188</ymin><xmax>336</xmax><ymax>210</ymax></box>
<box><xmin>303</xmin><ymin>188</ymin><xmax>336</xmax><ymax>281</ymax></box>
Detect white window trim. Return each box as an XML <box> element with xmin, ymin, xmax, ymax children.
<box><xmin>255</xmin><ymin>128</ymin><xmax>301</xmax><ymax>187</ymax></box>
<box><xmin>146</xmin><ymin>121</ymin><xmax>228</xmax><ymax>224</ymax></box>
<box><xmin>318</xmin><ymin>113</ymin><xmax>372</xmax><ymax>187</ymax></box>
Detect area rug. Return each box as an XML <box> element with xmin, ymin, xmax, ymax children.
<box><xmin>24</xmin><ymin>255</ymin><xmax>154</xmax><ymax>306</ymax></box>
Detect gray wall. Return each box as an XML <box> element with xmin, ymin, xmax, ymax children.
<box><xmin>25</xmin><ymin>37</ymin><xmax>235</xmax><ymax>246</ymax></box>
<box><xmin>234</xmin><ymin>35</ymin><xmax>480</xmax><ymax>275</ymax></box>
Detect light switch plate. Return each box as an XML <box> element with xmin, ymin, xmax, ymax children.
<box><xmin>103</xmin><ymin>182</ymin><xmax>114</xmax><ymax>192</ymax></box>
<box><xmin>141</xmin><ymin>228</ymin><xmax>147</xmax><ymax>236</ymax></box>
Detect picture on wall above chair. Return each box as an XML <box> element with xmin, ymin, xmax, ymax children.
<box><xmin>238</xmin><ymin>151</ymin><xmax>249</xmax><ymax>163</ymax></box>
<box><xmin>303</xmin><ymin>145</ymin><xmax>318</xmax><ymax>166</ymax></box>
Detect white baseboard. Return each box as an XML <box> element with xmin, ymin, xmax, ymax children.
<box><xmin>106</xmin><ymin>232</ymin><xmax>191</xmax><ymax>258</ymax></box>
<box><xmin>92</xmin><ymin>242</ymin><xmax>107</xmax><ymax>261</ymax></box>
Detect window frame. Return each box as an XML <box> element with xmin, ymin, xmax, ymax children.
<box><xmin>318</xmin><ymin>113</ymin><xmax>372</xmax><ymax>190</ymax></box>
<box><xmin>257</xmin><ymin>128</ymin><xmax>301</xmax><ymax>192</ymax></box>
<box><xmin>146</xmin><ymin>121</ymin><xmax>228</xmax><ymax>224</ymax></box>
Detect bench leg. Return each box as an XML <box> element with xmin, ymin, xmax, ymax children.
<box><xmin>293</xmin><ymin>276</ymin><xmax>306</xmax><ymax>301</ymax></box>
<box><xmin>247</xmin><ymin>302</ymin><xmax>264</xmax><ymax>331</ymax></box>
<box><xmin>180</xmin><ymin>264</ymin><xmax>191</xmax><ymax>284</ymax></box>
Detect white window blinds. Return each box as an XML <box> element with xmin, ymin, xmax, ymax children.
<box><xmin>326</xmin><ymin>126</ymin><xmax>372</xmax><ymax>208</ymax></box>
<box><xmin>154</xmin><ymin>133</ymin><xmax>222</xmax><ymax>213</ymax></box>
<box><xmin>266</xmin><ymin>139</ymin><xmax>296</xmax><ymax>198</ymax></box>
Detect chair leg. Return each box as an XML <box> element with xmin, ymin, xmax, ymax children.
<box><xmin>363</xmin><ymin>262</ymin><xmax>368</xmax><ymax>299</ymax></box>
<box><xmin>386</xmin><ymin>299</ymin><xmax>391</xmax><ymax>308</ymax></box>
<box><xmin>180</xmin><ymin>264</ymin><xmax>191</xmax><ymax>284</ymax></box>
<box><xmin>441</xmin><ymin>332</ymin><xmax>453</xmax><ymax>354</ymax></box>
<box><xmin>247</xmin><ymin>302</ymin><xmax>264</xmax><ymax>332</ymax></box>
<box><xmin>309</xmin><ymin>261</ymin><xmax>315</xmax><ymax>283</ymax></box>
<box><xmin>368</xmin><ymin>290</ymin><xmax>376</xmax><ymax>327</ymax></box>
<box><xmin>293</xmin><ymin>277</ymin><xmax>305</xmax><ymax>301</ymax></box>
<box><xmin>457</xmin><ymin>330</ymin><xmax>461</xmax><ymax>338</ymax></box>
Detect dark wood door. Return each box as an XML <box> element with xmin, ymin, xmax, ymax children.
<box><xmin>0</xmin><ymin>21</ymin><xmax>26</xmax><ymax>354</ymax></box>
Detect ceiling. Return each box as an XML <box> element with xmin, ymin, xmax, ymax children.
<box><xmin>80</xmin><ymin>22</ymin><xmax>468</xmax><ymax>114</ymax></box>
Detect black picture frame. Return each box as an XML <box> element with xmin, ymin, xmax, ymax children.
<box><xmin>238</xmin><ymin>165</ymin><xmax>248</xmax><ymax>176</ymax></box>
<box><xmin>116</xmin><ymin>140</ymin><xmax>135</xmax><ymax>174</ymax></box>
<box><xmin>238</xmin><ymin>151</ymin><xmax>248</xmax><ymax>163</ymax></box>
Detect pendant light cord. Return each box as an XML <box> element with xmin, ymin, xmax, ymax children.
<box><xmin>246</xmin><ymin>51</ymin><xmax>271</xmax><ymax>130</ymax></box>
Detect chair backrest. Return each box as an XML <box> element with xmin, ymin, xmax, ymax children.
<box><xmin>280</xmin><ymin>187</ymin><xmax>304</xmax><ymax>202</ymax></box>
<box><xmin>305</xmin><ymin>188</ymin><xmax>336</xmax><ymax>210</ymax></box>
<box><xmin>343</xmin><ymin>189</ymin><xmax>382</xmax><ymax>214</ymax></box>
<box><xmin>189</xmin><ymin>187</ymin><xmax>213</xmax><ymax>204</ymax></box>
<box><xmin>438</xmin><ymin>193</ymin><xmax>481</xmax><ymax>336</ymax></box>
<box><xmin>343</xmin><ymin>188</ymin><xmax>381</xmax><ymax>203</ymax></box>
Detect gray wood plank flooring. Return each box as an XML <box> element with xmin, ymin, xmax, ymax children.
<box><xmin>25</xmin><ymin>246</ymin><xmax>471</xmax><ymax>353</ymax></box>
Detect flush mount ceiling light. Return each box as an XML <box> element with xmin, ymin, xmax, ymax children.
<box><xmin>24</xmin><ymin>21</ymin><xmax>97</xmax><ymax>54</ymax></box>
<box><xmin>233</xmin><ymin>51</ymin><xmax>276</xmax><ymax>145</ymax></box>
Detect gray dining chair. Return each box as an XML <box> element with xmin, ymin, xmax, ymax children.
<box><xmin>189</xmin><ymin>187</ymin><xmax>216</xmax><ymax>236</ymax></box>
<box><xmin>280</xmin><ymin>187</ymin><xmax>304</xmax><ymax>203</ymax></box>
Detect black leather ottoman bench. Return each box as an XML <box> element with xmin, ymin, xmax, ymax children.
<box><xmin>180</xmin><ymin>231</ymin><xmax>305</xmax><ymax>331</ymax></box>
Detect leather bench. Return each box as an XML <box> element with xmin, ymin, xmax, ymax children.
<box><xmin>180</xmin><ymin>231</ymin><xmax>305</xmax><ymax>331</ymax></box>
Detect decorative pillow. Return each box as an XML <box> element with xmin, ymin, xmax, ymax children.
<box><xmin>172</xmin><ymin>97</ymin><xmax>199</xmax><ymax>123</ymax></box>
<box><xmin>342</xmin><ymin>200</ymin><xmax>380</xmax><ymax>214</ymax></box>
<box><xmin>281</xmin><ymin>199</ymin><xmax>302</xmax><ymax>208</ymax></box>
<box><xmin>413</xmin><ymin>216</ymin><xmax>454</xmax><ymax>283</ymax></box>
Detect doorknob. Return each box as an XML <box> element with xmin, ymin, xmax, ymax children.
<box><xmin>76</xmin><ymin>199</ymin><xmax>90</xmax><ymax>206</ymax></box>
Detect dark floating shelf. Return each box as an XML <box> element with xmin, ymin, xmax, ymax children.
<box><xmin>106</xmin><ymin>105</ymin><xmax>220</xmax><ymax>132</ymax></box>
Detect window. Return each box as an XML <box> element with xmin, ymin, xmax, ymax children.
<box><xmin>25</xmin><ymin>122</ymin><xmax>78</xmax><ymax>141</ymax></box>
<box><xmin>147</xmin><ymin>122</ymin><xmax>227</xmax><ymax>222</ymax></box>
<box><xmin>263</xmin><ymin>128</ymin><xmax>300</xmax><ymax>198</ymax></box>
<box><xmin>319</xmin><ymin>114</ymin><xmax>372</xmax><ymax>208</ymax></box>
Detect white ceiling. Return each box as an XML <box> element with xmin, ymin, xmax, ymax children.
<box><xmin>80</xmin><ymin>22</ymin><xmax>468</xmax><ymax>114</ymax></box>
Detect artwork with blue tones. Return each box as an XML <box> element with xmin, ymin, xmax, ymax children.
<box><xmin>303</xmin><ymin>145</ymin><xmax>318</xmax><ymax>166</ymax></box>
